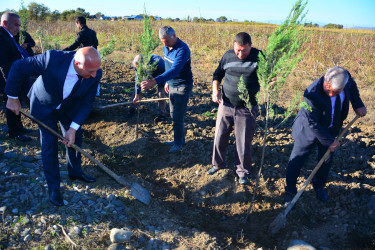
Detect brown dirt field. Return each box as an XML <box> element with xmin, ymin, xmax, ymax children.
<box><xmin>78</xmin><ymin>60</ymin><xmax>375</xmax><ymax>249</ymax></box>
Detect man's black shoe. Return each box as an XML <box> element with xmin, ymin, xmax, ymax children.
<box><xmin>49</xmin><ymin>189</ymin><xmax>64</xmax><ymax>206</ymax></box>
<box><xmin>20</xmin><ymin>128</ymin><xmax>33</xmax><ymax>134</ymax></box>
<box><xmin>10</xmin><ymin>134</ymin><xmax>32</xmax><ymax>142</ymax></box>
<box><xmin>69</xmin><ymin>173</ymin><xmax>96</xmax><ymax>183</ymax></box>
<box><xmin>315</xmin><ymin>187</ymin><xmax>327</xmax><ymax>202</ymax></box>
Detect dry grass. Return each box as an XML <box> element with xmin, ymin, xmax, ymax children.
<box><xmin>29</xmin><ymin>20</ymin><xmax>375</xmax><ymax>123</ymax></box>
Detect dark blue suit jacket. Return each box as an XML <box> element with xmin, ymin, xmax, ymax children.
<box><xmin>5</xmin><ymin>50</ymin><xmax>102</xmax><ymax>126</ymax></box>
<box><xmin>0</xmin><ymin>26</ymin><xmax>22</xmax><ymax>94</ymax></box>
<box><xmin>292</xmin><ymin>74</ymin><xmax>364</xmax><ymax>147</ymax></box>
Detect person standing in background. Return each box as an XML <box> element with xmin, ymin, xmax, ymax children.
<box><xmin>0</xmin><ymin>12</ymin><xmax>32</xmax><ymax>142</ymax></box>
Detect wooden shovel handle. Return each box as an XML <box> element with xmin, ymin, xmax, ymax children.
<box><xmin>20</xmin><ymin>110</ymin><xmax>132</xmax><ymax>187</ymax></box>
<box><xmin>97</xmin><ymin>97</ymin><xmax>169</xmax><ymax>109</ymax></box>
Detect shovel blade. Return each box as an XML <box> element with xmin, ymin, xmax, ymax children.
<box><xmin>130</xmin><ymin>182</ymin><xmax>151</xmax><ymax>205</ymax></box>
<box><xmin>269</xmin><ymin>212</ymin><xmax>286</xmax><ymax>234</ymax></box>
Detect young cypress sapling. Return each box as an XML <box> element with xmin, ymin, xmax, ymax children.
<box><xmin>241</xmin><ymin>0</ymin><xmax>311</xmax><ymax>221</ymax></box>
<box><xmin>136</xmin><ymin>8</ymin><xmax>159</xmax><ymax>86</ymax></box>
<box><xmin>18</xmin><ymin>1</ymin><xmax>29</xmax><ymax>45</ymax></box>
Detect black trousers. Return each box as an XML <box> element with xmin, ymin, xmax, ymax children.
<box><xmin>4</xmin><ymin>79</ymin><xmax>31</xmax><ymax>137</ymax></box>
<box><xmin>6</xmin><ymin>107</ymin><xmax>24</xmax><ymax>137</ymax></box>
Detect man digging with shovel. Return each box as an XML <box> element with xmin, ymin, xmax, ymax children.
<box><xmin>284</xmin><ymin>66</ymin><xmax>367</xmax><ymax>204</ymax></box>
<box><xmin>6</xmin><ymin>47</ymin><xmax>102</xmax><ymax>206</ymax></box>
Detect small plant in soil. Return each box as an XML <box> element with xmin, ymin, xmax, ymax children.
<box><xmin>239</xmin><ymin>0</ymin><xmax>311</xmax><ymax>220</ymax></box>
<box><xmin>18</xmin><ymin>1</ymin><xmax>29</xmax><ymax>45</ymax></box>
<box><xmin>135</xmin><ymin>7</ymin><xmax>159</xmax><ymax>86</ymax></box>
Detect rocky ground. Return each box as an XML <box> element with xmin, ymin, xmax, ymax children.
<box><xmin>0</xmin><ymin>60</ymin><xmax>374</xmax><ymax>249</ymax></box>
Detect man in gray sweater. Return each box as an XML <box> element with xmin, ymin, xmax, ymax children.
<box><xmin>207</xmin><ymin>32</ymin><xmax>263</xmax><ymax>185</ymax></box>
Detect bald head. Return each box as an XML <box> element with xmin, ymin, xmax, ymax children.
<box><xmin>74</xmin><ymin>47</ymin><xmax>101</xmax><ymax>79</ymax></box>
<box><xmin>75</xmin><ymin>47</ymin><xmax>101</xmax><ymax>66</ymax></box>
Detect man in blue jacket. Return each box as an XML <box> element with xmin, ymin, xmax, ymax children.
<box><xmin>284</xmin><ymin>66</ymin><xmax>366</xmax><ymax>203</ymax></box>
<box><xmin>6</xmin><ymin>47</ymin><xmax>102</xmax><ymax>206</ymax></box>
<box><xmin>141</xmin><ymin>26</ymin><xmax>193</xmax><ymax>153</ymax></box>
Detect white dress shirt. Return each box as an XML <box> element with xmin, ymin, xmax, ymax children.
<box><xmin>57</xmin><ymin>59</ymin><xmax>81</xmax><ymax>130</ymax></box>
<box><xmin>7</xmin><ymin>56</ymin><xmax>82</xmax><ymax>130</ymax></box>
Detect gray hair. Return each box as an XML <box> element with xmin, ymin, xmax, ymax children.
<box><xmin>159</xmin><ymin>26</ymin><xmax>175</xmax><ymax>39</ymax></box>
<box><xmin>132</xmin><ymin>54</ymin><xmax>143</xmax><ymax>68</ymax></box>
<box><xmin>1</xmin><ymin>12</ymin><xmax>20</xmax><ymax>24</ymax></box>
<box><xmin>324</xmin><ymin>66</ymin><xmax>349</xmax><ymax>90</ymax></box>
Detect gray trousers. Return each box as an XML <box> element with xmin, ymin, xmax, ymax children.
<box><xmin>212</xmin><ymin>102</ymin><xmax>256</xmax><ymax>177</ymax></box>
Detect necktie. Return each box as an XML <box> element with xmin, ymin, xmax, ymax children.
<box><xmin>332</xmin><ymin>94</ymin><xmax>341</xmax><ymax>133</ymax></box>
<box><xmin>12</xmin><ymin>37</ymin><xmax>29</xmax><ymax>58</ymax></box>
<box><xmin>57</xmin><ymin>76</ymin><xmax>82</xmax><ymax>109</ymax></box>
<box><xmin>68</xmin><ymin>75</ymin><xmax>82</xmax><ymax>98</ymax></box>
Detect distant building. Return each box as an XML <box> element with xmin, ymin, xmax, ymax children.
<box><xmin>100</xmin><ymin>16</ymin><xmax>112</xmax><ymax>20</ymax></box>
<box><xmin>127</xmin><ymin>15</ymin><xmax>144</xmax><ymax>21</ymax></box>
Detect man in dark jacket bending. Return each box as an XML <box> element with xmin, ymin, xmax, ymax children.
<box><xmin>63</xmin><ymin>16</ymin><xmax>98</xmax><ymax>51</ymax></box>
<box><xmin>284</xmin><ymin>66</ymin><xmax>366</xmax><ymax>203</ymax></box>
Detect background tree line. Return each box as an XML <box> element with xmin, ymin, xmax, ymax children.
<box><xmin>1</xmin><ymin>2</ymin><xmax>230</xmax><ymax>23</ymax></box>
<box><xmin>0</xmin><ymin>1</ymin><xmax>104</xmax><ymax>21</ymax></box>
<box><xmin>1</xmin><ymin>1</ymin><xmax>345</xmax><ymax>28</ymax></box>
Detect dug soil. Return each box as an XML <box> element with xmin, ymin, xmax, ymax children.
<box><xmin>84</xmin><ymin>60</ymin><xmax>375</xmax><ymax>249</ymax></box>
<box><xmin>2</xmin><ymin>59</ymin><xmax>374</xmax><ymax>249</ymax></box>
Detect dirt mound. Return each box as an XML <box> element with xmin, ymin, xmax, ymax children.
<box><xmin>1</xmin><ymin>59</ymin><xmax>373</xmax><ymax>249</ymax></box>
<box><xmin>81</xmin><ymin>60</ymin><xmax>375</xmax><ymax>248</ymax></box>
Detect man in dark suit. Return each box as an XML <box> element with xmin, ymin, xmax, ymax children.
<box><xmin>0</xmin><ymin>12</ymin><xmax>32</xmax><ymax>142</ymax></box>
<box><xmin>284</xmin><ymin>66</ymin><xmax>367</xmax><ymax>203</ymax></box>
<box><xmin>62</xmin><ymin>16</ymin><xmax>98</xmax><ymax>51</ymax></box>
<box><xmin>6</xmin><ymin>47</ymin><xmax>102</xmax><ymax>207</ymax></box>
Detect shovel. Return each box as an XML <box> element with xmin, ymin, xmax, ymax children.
<box><xmin>97</xmin><ymin>97</ymin><xmax>169</xmax><ymax>109</ymax></box>
<box><xmin>20</xmin><ymin>110</ymin><xmax>151</xmax><ymax>205</ymax></box>
<box><xmin>269</xmin><ymin>114</ymin><xmax>359</xmax><ymax>234</ymax></box>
